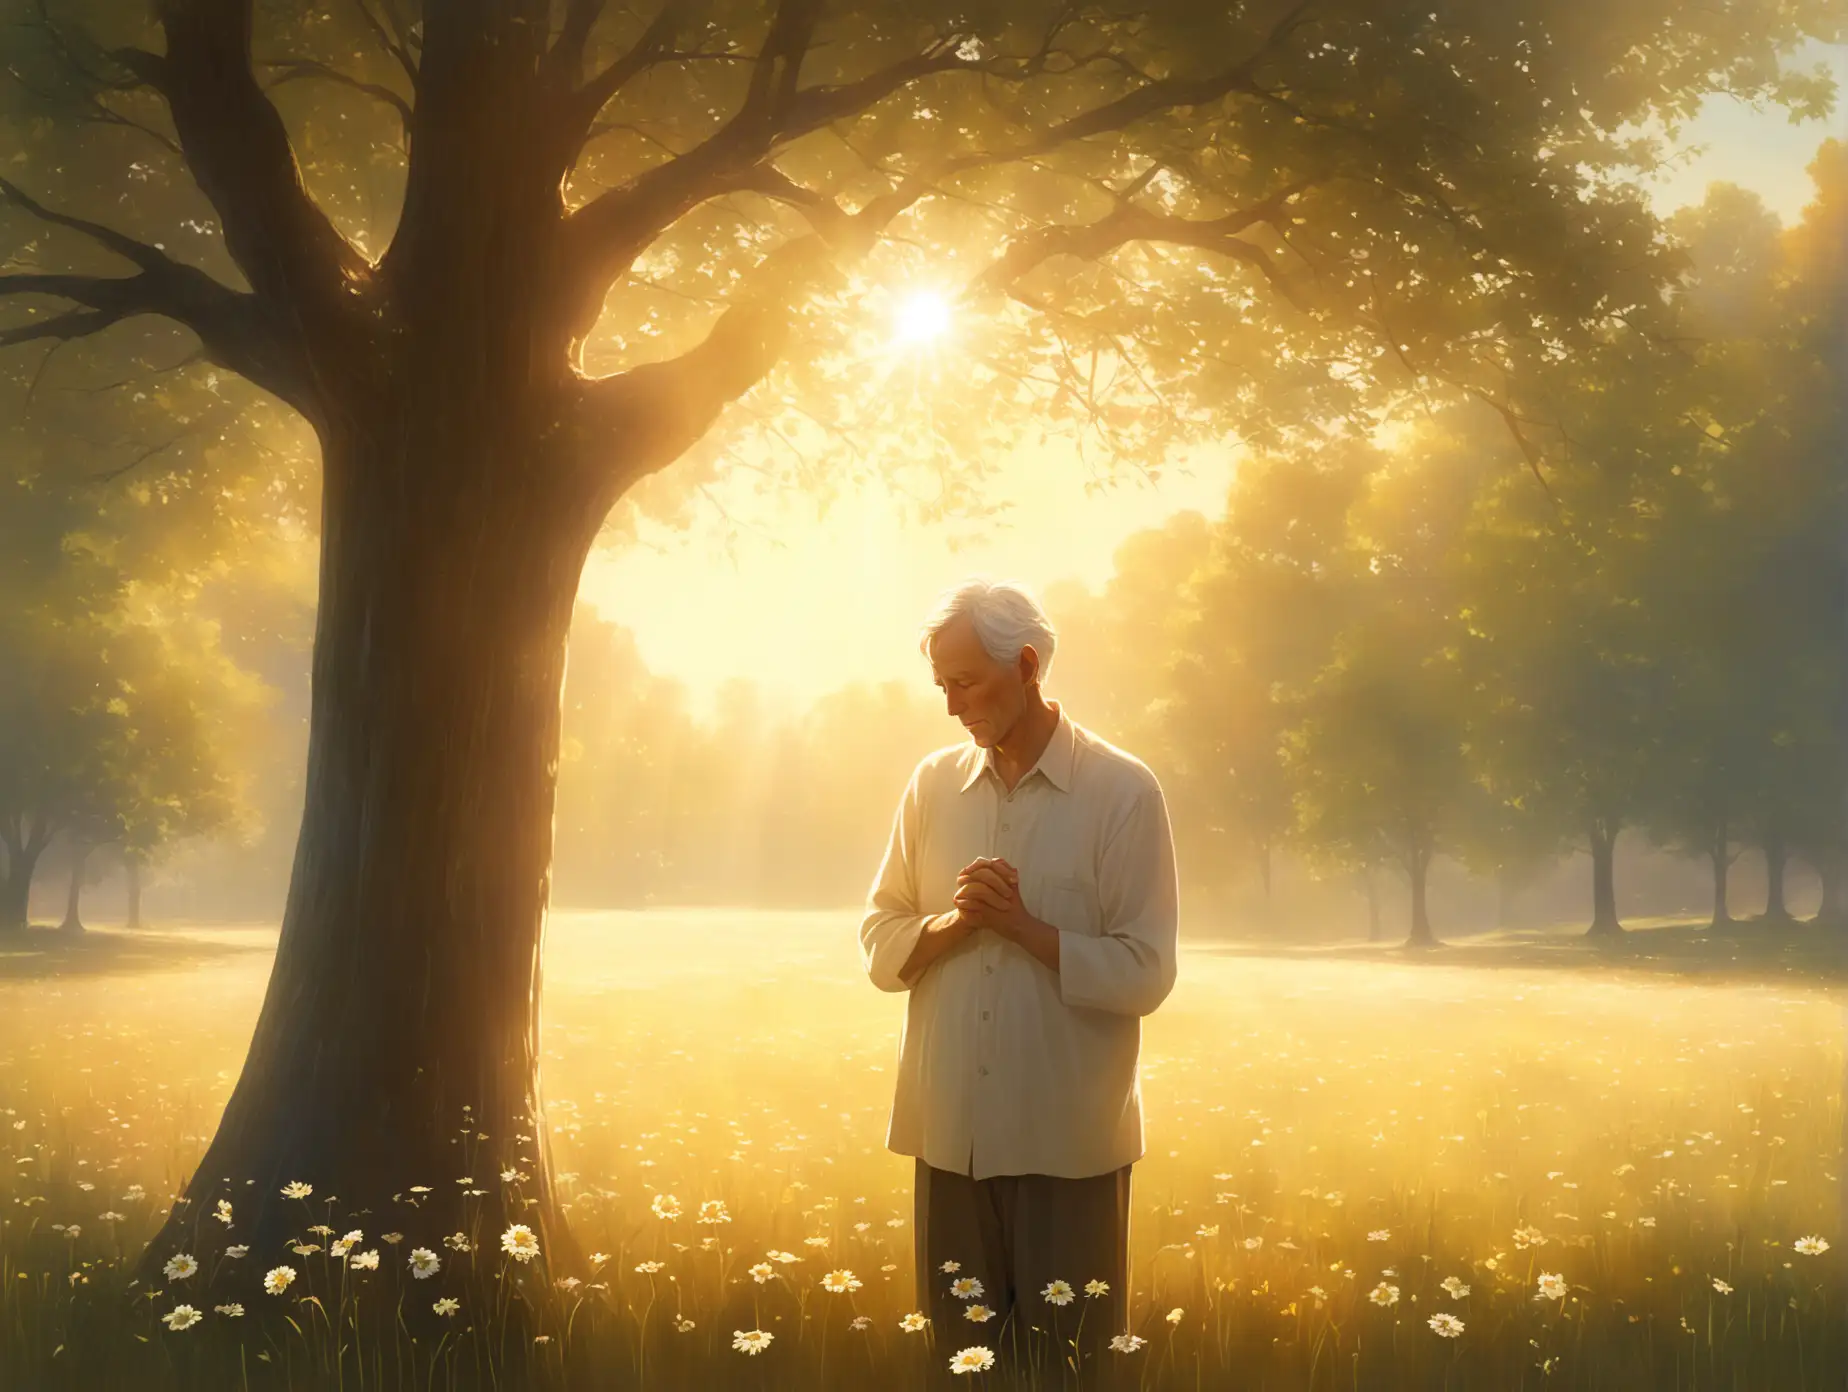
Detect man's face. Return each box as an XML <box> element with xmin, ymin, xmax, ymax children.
<box><xmin>928</xmin><ymin>613</ymin><xmax>1034</xmax><ymax>748</ymax></box>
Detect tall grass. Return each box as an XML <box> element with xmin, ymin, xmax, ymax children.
<box><xmin>0</xmin><ymin>911</ymin><xmax>1840</xmax><ymax>1388</ymax></box>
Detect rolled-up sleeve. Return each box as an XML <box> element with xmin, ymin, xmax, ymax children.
<box><xmin>859</xmin><ymin>766</ymin><xmax>931</xmax><ymax>992</ymax></box>
<box><xmin>1057</xmin><ymin>781</ymin><xmax>1179</xmax><ymax>1016</ymax></box>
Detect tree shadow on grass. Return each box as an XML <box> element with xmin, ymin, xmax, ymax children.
<box><xmin>1197</xmin><ymin>917</ymin><xmax>1848</xmax><ymax>986</ymax></box>
<box><xmin>0</xmin><ymin>924</ymin><xmax>268</xmax><ymax>979</ymax></box>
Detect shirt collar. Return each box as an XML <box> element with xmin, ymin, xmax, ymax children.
<box><xmin>958</xmin><ymin>705</ymin><xmax>1076</xmax><ymax>795</ymax></box>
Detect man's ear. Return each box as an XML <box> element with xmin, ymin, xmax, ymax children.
<box><xmin>1020</xmin><ymin>644</ymin><xmax>1041</xmax><ymax>687</ymax></box>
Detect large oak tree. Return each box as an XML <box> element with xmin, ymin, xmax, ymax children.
<box><xmin>1</xmin><ymin>0</ymin><xmax>1835</xmax><ymax>1267</ymax></box>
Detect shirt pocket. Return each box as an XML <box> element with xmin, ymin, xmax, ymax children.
<box><xmin>1039</xmin><ymin>873</ymin><xmax>1101</xmax><ymax>937</ymax></box>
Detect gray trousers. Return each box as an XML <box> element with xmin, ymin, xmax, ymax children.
<box><xmin>914</xmin><ymin>1158</ymin><xmax>1132</xmax><ymax>1384</ymax></box>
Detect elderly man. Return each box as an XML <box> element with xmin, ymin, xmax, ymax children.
<box><xmin>860</xmin><ymin>577</ymin><xmax>1180</xmax><ymax>1377</ymax></box>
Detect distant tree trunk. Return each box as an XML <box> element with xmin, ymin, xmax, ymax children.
<box><xmin>0</xmin><ymin>817</ymin><xmax>52</xmax><ymax>932</ymax></box>
<box><xmin>1709</xmin><ymin>825</ymin><xmax>1733</xmax><ymax>930</ymax></box>
<box><xmin>59</xmin><ymin>842</ymin><xmax>90</xmax><ymax>934</ymax></box>
<box><xmin>1586</xmin><ymin>820</ymin><xmax>1623</xmax><ymax>937</ymax></box>
<box><xmin>1762</xmin><ymin>829</ymin><xmax>1791</xmax><ymax>922</ymax></box>
<box><xmin>125</xmin><ymin>856</ymin><xmax>144</xmax><ymax>930</ymax></box>
<box><xmin>1808</xmin><ymin>843</ymin><xmax>1844</xmax><ymax>927</ymax></box>
<box><xmin>1364</xmin><ymin>868</ymin><xmax>1384</xmax><ymax>942</ymax></box>
<box><xmin>1405</xmin><ymin>844</ymin><xmax>1438</xmax><ymax>949</ymax></box>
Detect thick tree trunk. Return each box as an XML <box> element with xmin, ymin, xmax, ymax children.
<box><xmin>1762</xmin><ymin>830</ymin><xmax>1792</xmax><ymax>923</ymax></box>
<box><xmin>1709</xmin><ymin>827</ymin><xmax>1733</xmax><ymax>930</ymax></box>
<box><xmin>1808</xmin><ymin>843</ymin><xmax>1844</xmax><ymax>927</ymax></box>
<box><xmin>125</xmin><ymin>855</ymin><xmax>143</xmax><ymax>930</ymax></box>
<box><xmin>0</xmin><ymin>834</ymin><xmax>44</xmax><ymax>931</ymax></box>
<box><xmin>1586</xmin><ymin>821</ymin><xmax>1623</xmax><ymax>937</ymax></box>
<box><xmin>1404</xmin><ymin>846</ymin><xmax>1438</xmax><ymax>949</ymax></box>
<box><xmin>59</xmin><ymin>842</ymin><xmax>89</xmax><ymax>933</ymax></box>
<box><xmin>144</xmin><ymin>404</ymin><xmax>610</xmax><ymax>1278</ymax></box>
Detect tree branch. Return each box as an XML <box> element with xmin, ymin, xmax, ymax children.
<box><xmin>0</xmin><ymin>178</ymin><xmax>311</xmax><ymax>410</ymax></box>
<box><xmin>261</xmin><ymin>57</ymin><xmax>413</xmax><ymax>128</ymax></box>
<box><xmin>972</xmin><ymin>180</ymin><xmax>1321</xmax><ymax>314</ymax></box>
<box><xmin>143</xmin><ymin>0</ymin><xmax>369</xmax><ymax>328</ymax></box>
<box><xmin>354</xmin><ymin>0</ymin><xmax>419</xmax><ymax>86</ymax></box>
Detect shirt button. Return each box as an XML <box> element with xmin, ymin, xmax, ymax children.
<box><xmin>984</xmin><ymin>965</ymin><xmax>994</xmax><ymax>975</ymax></box>
<box><xmin>981</xmin><ymin>1010</ymin><xmax>990</xmax><ymax>1021</ymax></box>
<box><xmin>979</xmin><ymin>1066</ymin><xmax>989</xmax><ymax>1076</ymax></box>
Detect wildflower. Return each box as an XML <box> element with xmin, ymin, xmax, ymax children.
<box><xmin>433</xmin><ymin>1298</ymin><xmax>460</xmax><ymax>1316</ymax></box>
<box><xmin>310</xmin><ymin>1226</ymin><xmax>335</xmax><ymax>1238</ymax></box>
<box><xmin>1513</xmin><ymin>1226</ymin><xmax>1547</xmax><ymax>1249</ymax></box>
<box><xmin>213</xmin><ymin>1200</ymin><xmax>233</xmax><ymax>1226</ymax></box>
<box><xmin>1243</xmin><ymin>1235</ymin><xmax>1263</xmax><ymax>1251</ymax></box>
<box><xmin>635</xmin><ymin>1260</ymin><xmax>665</xmax><ymax>1273</ymax></box>
<box><xmin>534</xmin><ymin>1334</ymin><xmax>552</xmax><ymax>1345</ymax></box>
<box><xmin>732</xmin><ymin>1328</ymin><xmax>774</xmax><ymax>1355</ymax></box>
<box><xmin>1534</xmin><ymin>1272</ymin><xmax>1569</xmax><ymax>1301</ymax></box>
<box><xmin>675</xmin><ymin>1317</ymin><xmax>696</xmax><ymax>1332</ymax></box>
<box><xmin>225</xmin><ymin>1245</ymin><xmax>249</xmax><ymax>1259</ymax></box>
<box><xmin>851</xmin><ymin>1315</ymin><xmax>872</xmax><ymax>1331</ymax></box>
<box><xmin>748</xmin><ymin>1262</ymin><xmax>774</xmax><ymax>1283</ymax></box>
<box><xmin>445</xmin><ymin>1234</ymin><xmax>472</xmax><ymax>1255</ymax></box>
<box><xmin>651</xmin><ymin>1194</ymin><xmax>681</xmax><ymax>1220</ymax></box>
<box><xmin>500</xmin><ymin>1224</ymin><xmax>540</xmax><ymax>1262</ymax></box>
<box><xmin>557</xmin><ymin>1277</ymin><xmax>582</xmax><ymax>1292</ymax></box>
<box><xmin>351</xmin><ymin>1250</ymin><xmax>380</xmax><ymax>1271</ymax></box>
<box><xmin>382</xmin><ymin>1232</ymin><xmax>403</xmax><ymax>1244</ymax></box>
<box><xmin>950</xmin><ymin>1346</ymin><xmax>996</xmax><ymax>1374</ymax></box>
<box><xmin>1368</xmin><ymin>1284</ymin><xmax>1399</xmax><ymax>1307</ymax></box>
<box><xmin>263</xmin><ymin>1267</ymin><xmax>296</xmax><ymax>1295</ymax></box>
<box><xmin>214</xmin><ymin>1304</ymin><xmax>244</xmax><ymax>1317</ymax></box>
<box><xmin>964</xmin><ymin>1304</ymin><xmax>995</xmax><ymax>1323</ymax></box>
<box><xmin>900</xmin><ymin>1312</ymin><xmax>929</xmax><ymax>1332</ymax></box>
<box><xmin>290</xmin><ymin>1243</ymin><xmax>322</xmax><ymax>1256</ymax></box>
<box><xmin>280</xmin><ymin>1182</ymin><xmax>312</xmax><ymax>1200</ymax></box>
<box><xmin>1042</xmin><ymin>1278</ymin><xmax>1075</xmax><ymax>1306</ymax></box>
<box><xmin>767</xmin><ymin>1249</ymin><xmax>799</xmax><ymax>1264</ymax></box>
<box><xmin>822</xmin><ymin>1269</ymin><xmax>863</xmax><ymax>1293</ymax></box>
<box><xmin>162</xmin><ymin>1305</ymin><xmax>203</xmax><ymax>1331</ymax></box>
<box><xmin>804</xmin><ymin>1235</ymin><xmax>831</xmax><ymax>1248</ymax></box>
<box><xmin>697</xmin><ymin>1200</ymin><xmax>731</xmax><ymax>1224</ymax></box>
<box><xmin>1084</xmin><ymin>1279</ymin><xmax>1110</xmax><ymax>1298</ymax></box>
<box><xmin>589</xmin><ymin>1252</ymin><xmax>610</xmax><ymax>1266</ymax></box>
<box><xmin>162</xmin><ymin>1253</ymin><xmax>198</xmax><ymax>1282</ymax></box>
<box><xmin>1429</xmin><ymin>1313</ymin><xmax>1465</xmax><ymax>1338</ymax></box>
<box><xmin>951</xmin><ymin>1276</ymin><xmax>984</xmax><ymax>1300</ymax></box>
<box><xmin>1166</xmin><ymin>1307</ymin><xmax>1185</xmax><ymax>1324</ymax></box>
<box><xmin>940</xmin><ymin>1260</ymin><xmax>962</xmax><ymax>1273</ymax></box>
<box><xmin>1367</xmin><ymin>1229</ymin><xmax>1391</xmax><ymax>1242</ymax></box>
<box><xmin>500</xmin><ymin>1168</ymin><xmax>522</xmax><ymax>1182</ymax></box>
<box><xmin>1440</xmin><ymin>1277</ymin><xmax>1471</xmax><ymax>1299</ymax></box>
<box><xmin>1110</xmin><ymin>1334</ymin><xmax>1147</xmax><ymax>1352</ymax></box>
<box><xmin>123</xmin><ymin>1185</ymin><xmax>147</xmax><ymax>1202</ymax></box>
<box><xmin>1795</xmin><ymin>1236</ymin><xmax>1830</xmax><ymax>1256</ymax></box>
<box><xmin>407</xmin><ymin>1247</ymin><xmax>441</xmax><ymax>1278</ymax></box>
<box><xmin>1712</xmin><ymin>1279</ymin><xmax>1733</xmax><ymax>1294</ymax></box>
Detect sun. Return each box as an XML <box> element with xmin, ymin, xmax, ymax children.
<box><xmin>891</xmin><ymin>288</ymin><xmax>952</xmax><ymax>347</ymax></box>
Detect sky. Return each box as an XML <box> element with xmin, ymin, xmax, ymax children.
<box><xmin>579</xmin><ymin>42</ymin><xmax>1848</xmax><ymax>722</ymax></box>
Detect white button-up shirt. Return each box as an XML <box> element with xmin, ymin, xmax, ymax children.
<box><xmin>859</xmin><ymin>708</ymin><xmax>1180</xmax><ymax>1179</ymax></box>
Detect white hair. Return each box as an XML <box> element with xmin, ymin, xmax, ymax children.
<box><xmin>918</xmin><ymin>577</ymin><xmax>1058</xmax><ymax>680</ymax></box>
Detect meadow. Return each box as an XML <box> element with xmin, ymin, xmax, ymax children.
<box><xmin>0</xmin><ymin>910</ymin><xmax>1841</xmax><ymax>1390</ymax></box>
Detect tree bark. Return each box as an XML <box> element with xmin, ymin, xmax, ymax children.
<box><xmin>125</xmin><ymin>855</ymin><xmax>144</xmax><ymax>930</ymax></box>
<box><xmin>1586</xmin><ymin>820</ymin><xmax>1624</xmax><ymax>936</ymax></box>
<box><xmin>1404</xmin><ymin>845</ymin><xmax>1438</xmax><ymax>949</ymax></box>
<box><xmin>1762</xmin><ymin>830</ymin><xmax>1792</xmax><ymax>923</ymax></box>
<box><xmin>1709</xmin><ymin>825</ymin><xmax>1733</xmax><ymax>930</ymax></box>
<box><xmin>0</xmin><ymin>823</ymin><xmax>48</xmax><ymax>931</ymax></box>
<box><xmin>59</xmin><ymin>841</ymin><xmax>89</xmax><ymax>934</ymax></box>
<box><xmin>143</xmin><ymin>398</ymin><xmax>610</xmax><ymax>1274</ymax></box>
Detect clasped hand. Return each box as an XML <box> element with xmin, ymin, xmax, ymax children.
<box><xmin>951</xmin><ymin>856</ymin><xmax>1034</xmax><ymax>937</ymax></box>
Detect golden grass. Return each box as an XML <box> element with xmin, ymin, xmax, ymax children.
<box><xmin>0</xmin><ymin>910</ymin><xmax>1842</xmax><ymax>1389</ymax></box>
